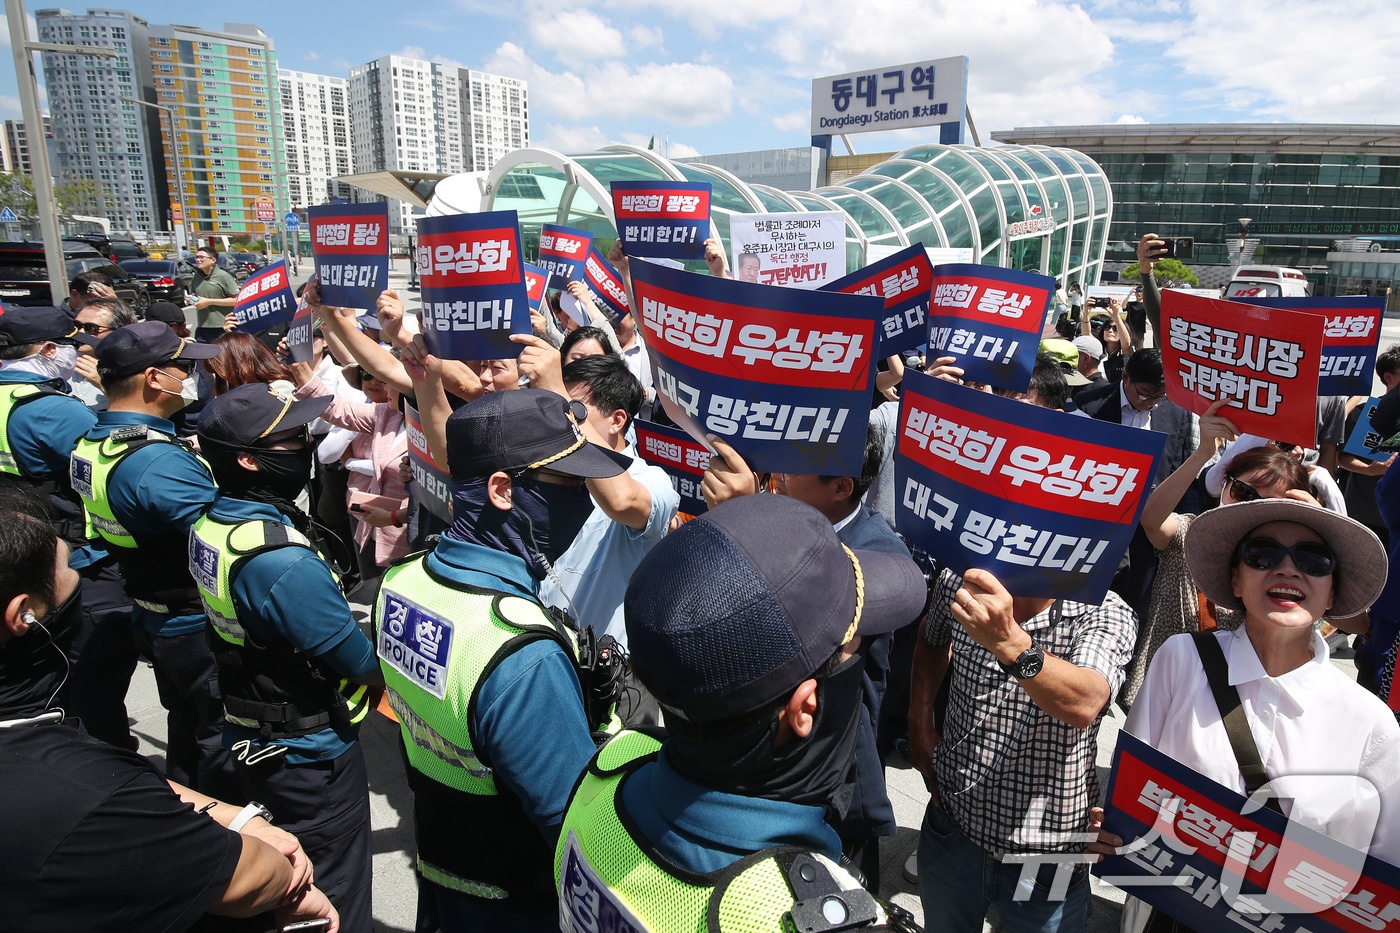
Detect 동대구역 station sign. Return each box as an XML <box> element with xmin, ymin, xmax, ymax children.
<box><xmin>811</xmin><ymin>56</ymin><xmax>968</xmax><ymax>137</ymax></box>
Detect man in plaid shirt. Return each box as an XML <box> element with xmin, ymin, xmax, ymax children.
<box><xmin>908</xmin><ymin>566</ymin><xmax>1135</xmax><ymax>933</ymax></box>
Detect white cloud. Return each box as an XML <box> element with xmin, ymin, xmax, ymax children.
<box><xmin>530</xmin><ymin>10</ymin><xmax>627</xmax><ymax>59</ymax></box>
<box><xmin>627</xmin><ymin>24</ymin><xmax>664</xmax><ymax>49</ymax></box>
<box><xmin>665</xmin><ymin>140</ymin><xmax>701</xmax><ymax>158</ymax></box>
<box><xmin>770</xmin><ymin>110</ymin><xmax>809</xmax><ymax>132</ymax></box>
<box><xmin>305</xmin><ymin>50</ymin><xmax>322</xmax><ymax>62</ymax></box>
<box><xmin>539</xmin><ymin>123</ymin><xmax>611</xmax><ymax>152</ymax></box>
<box><xmin>1161</xmin><ymin>0</ymin><xmax>1400</xmax><ymax>121</ymax></box>
<box><xmin>1115</xmin><ymin>114</ymin><xmax>1148</xmax><ymax>124</ymax></box>
<box><xmin>486</xmin><ymin>42</ymin><xmax>734</xmax><ymax>126</ymax></box>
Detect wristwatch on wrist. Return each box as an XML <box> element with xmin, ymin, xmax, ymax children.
<box><xmin>997</xmin><ymin>643</ymin><xmax>1046</xmax><ymax>679</ymax></box>
<box><xmin>228</xmin><ymin>800</ymin><xmax>274</xmax><ymax>832</ymax></box>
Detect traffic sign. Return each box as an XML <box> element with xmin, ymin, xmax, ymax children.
<box><xmin>254</xmin><ymin>197</ymin><xmax>275</xmax><ymax>222</ymax></box>
<box><xmin>0</xmin><ymin>207</ymin><xmax>18</xmax><ymax>223</ymax></box>
<box><xmin>284</xmin><ymin>212</ymin><xmax>300</xmax><ymax>229</ymax></box>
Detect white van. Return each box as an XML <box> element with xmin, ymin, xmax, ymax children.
<box><xmin>1224</xmin><ymin>266</ymin><xmax>1311</xmax><ymax>299</ymax></box>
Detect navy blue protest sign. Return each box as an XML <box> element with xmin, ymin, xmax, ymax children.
<box><xmin>1237</xmin><ymin>297</ymin><xmax>1385</xmax><ymax>397</ymax></box>
<box><xmin>284</xmin><ymin>299</ymin><xmax>315</xmax><ymax>363</ymax></box>
<box><xmin>1344</xmin><ymin>397</ymin><xmax>1389</xmax><ymax>463</ymax></box>
<box><xmin>894</xmin><ymin>370</ymin><xmax>1163</xmax><ymax>603</ymax></box>
<box><xmin>405</xmin><ymin>403</ymin><xmax>451</xmax><ymax>523</ymax></box>
<box><xmin>634</xmin><ymin>420</ymin><xmax>711</xmax><ymax>515</ymax></box>
<box><xmin>926</xmin><ymin>263</ymin><xmax>1053</xmax><ymax>391</ymax></box>
<box><xmin>537</xmin><ymin>223</ymin><xmax>591</xmax><ymax>281</ymax></box>
<box><xmin>415</xmin><ymin>211</ymin><xmax>529</xmax><ymax>361</ymax></box>
<box><xmin>1096</xmin><ymin>731</ymin><xmax>1400</xmax><ymax>933</ymax></box>
<box><xmin>611</xmin><ymin>181</ymin><xmax>711</xmax><ymax>261</ymax></box>
<box><xmin>231</xmin><ymin>261</ymin><xmax>296</xmax><ymax>334</ymax></box>
<box><xmin>821</xmin><ymin>243</ymin><xmax>933</xmax><ymax>358</ymax></box>
<box><xmin>631</xmin><ymin>259</ymin><xmax>882</xmax><ymax>476</ymax></box>
<box><xmin>576</xmin><ymin>246</ymin><xmax>629</xmax><ymax>327</ymax></box>
<box><xmin>309</xmin><ymin>202</ymin><xmax>389</xmax><ymax>310</ymax></box>
<box><xmin>523</xmin><ymin>261</ymin><xmax>548</xmax><ymax>313</ymax></box>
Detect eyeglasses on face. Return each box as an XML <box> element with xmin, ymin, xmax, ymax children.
<box><xmin>1235</xmin><ymin>537</ymin><xmax>1337</xmax><ymax>578</ymax></box>
<box><xmin>1224</xmin><ymin>475</ymin><xmax>1262</xmax><ymax>503</ymax></box>
<box><xmin>77</xmin><ymin>322</ymin><xmax>112</xmax><ymax>336</ymax></box>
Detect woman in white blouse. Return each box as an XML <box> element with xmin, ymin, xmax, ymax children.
<box><xmin>1094</xmin><ymin>498</ymin><xmax>1400</xmax><ymax>925</ymax></box>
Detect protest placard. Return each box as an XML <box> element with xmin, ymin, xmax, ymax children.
<box><xmin>523</xmin><ymin>261</ymin><xmax>548</xmax><ymax>313</ymax></box>
<box><xmin>1237</xmin><ymin>297</ymin><xmax>1385</xmax><ymax>397</ymax></box>
<box><xmin>1343</xmin><ymin>397</ymin><xmax>1390</xmax><ymax>462</ymax></box>
<box><xmin>634</xmin><ymin>420</ymin><xmax>711</xmax><ymax>515</ymax></box>
<box><xmin>230</xmin><ymin>261</ymin><xmax>296</xmax><ymax>334</ymax></box>
<box><xmin>728</xmin><ymin>212</ymin><xmax>846</xmax><ymax>289</ymax></box>
<box><xmin>1095</xmin><ymin>731</ymin><xmax>1400</xmax><ymax>933</ymax></box>
<box><xmin>576</xmin><ymin>246</ymin><xmax>629</xmax><ymax>327</ymax></box>
<box><xmin>821</xmin><ymin>243</ymin><xmax>933</xmax><ymax>358</ymax></box>
<box><xmin>894</xmin><ymin>370</ymin><xmax>1163</xmax><ymax>603</ymax></box>
<box><xmin>308</xmin><ymin>202</ymin><xmax>389</xmax><ymax>310</ymax></box>
<box><xmin>416</xmin><ymin>210</ymin><xmax>529</xmax><ymax>361</ymax></box>
<box><xmin>611</xmin><ymin>181</ymin><xmax>711</xmax><ymax>261</ymax></box>
<box><xmin>284</xmin><ymin>299</ymin><xmax>315</xmax><ymax>363</ymax></box>
<box><xmin>1161</xmin><ymin>291</ymin><xmax>1324</xmax><ymax>449</ymax></box>
<box><xmin>405</xmin><ymin>402</ymin><xmax>451</xmax><ymax>523</ymax></box>
<box><xmin>631</xmin><ymin>259</ymin><xmax>881</xmax><ymax>476</ymax></box>
<box><xmin>537</xmin><ymin>223</ymin><xmax>592</xmax><ymax>281</ymax></box>
<box><xmin>925</xmin><ymin>263</ymin><xmax>1054</xmax><ymax>392</ymax></box>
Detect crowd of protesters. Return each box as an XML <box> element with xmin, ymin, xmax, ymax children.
<box><xmin>0</xmin><ymin>229</ymin><xmax>1395</xmax><ymax>933</ymax></box>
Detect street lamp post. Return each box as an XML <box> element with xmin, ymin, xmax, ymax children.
<box><xmin>6</xmin><ymin>0</ymin><xmax>118</xmax><ymax>303</ymax></box>
<box><xmin>121</xmin><ymin>96</ymin><xmax>188</xmax><ymax>254</ymax></box>
<box><xmin>1237</xmin><ymin>217</ymin><xmax>1253</xmax><ymax>271</ymax></box>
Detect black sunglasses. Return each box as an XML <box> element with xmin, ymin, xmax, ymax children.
<box><xmin>1235</xmin><ymin>537</ymin><xmax>1337</xmax><ymax>578</ymax></box>
<box><xmin>1224</xmin><ymin>475</ymin><xmax>1262</xmax><ymax>502</ymax></box>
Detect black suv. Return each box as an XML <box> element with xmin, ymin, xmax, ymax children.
<box><xmin>0</xmin><ymin>241</ymin><xmax>104</xmax><ymax>306</ymax></box>
<box><xmin>63</xmin><ymin>234</ymin><xmax>148</xmax><ymax>264</ymax></box>
<box><xmin>67</xmin><ymin>256</ymin><xmax>150</xmax><ymax>313</ymax></box>
<box><xmin>120</xmin><ymin>258</ymin><xmax>195</xmax><ymax>305</ymax></box>
<box><xmin>221</xmin><ymin>251</ymin><xmax>266</xmax><ymax>281</ymax></box>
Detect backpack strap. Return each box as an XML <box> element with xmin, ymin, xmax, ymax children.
<box><xmin>1190</xmin><ymin>631</ymin><xmax>1283</xmax><ymax>814</ymax></box>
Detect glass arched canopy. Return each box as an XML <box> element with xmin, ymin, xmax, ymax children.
<box><xmin>477</xmin><ymin>141</ymin><xmax>1111</xmax><ymax>288</ymax></box>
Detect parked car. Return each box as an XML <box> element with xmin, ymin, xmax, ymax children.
<box><xmin>222</xmin><ymin>251</ymin><xmax>267</xmax><ymax>281</ymax></box>
<box><xmin>0</xmin><ymin>240</ymin><xmax>103</xmax><ymax>306</ymax></box>
<box><xmin>63</xmin><ymin>234</ymin><xmax>148</xmax><ymax>264</ymax></box>
<box><xmin>67</xmin><ymin>256</ymin><xmax>150</xmax><ymax>313</ymax></box>
<box><xmin>120</xmin><ymin>257</ymin><xmax>195</xmax><ymax>305</ymax></box>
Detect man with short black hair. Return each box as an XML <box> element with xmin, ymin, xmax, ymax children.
<box><xmin>61</xmin><ymin>270</ymin><xmax>116</xmax><ymax>314</ymax></box>
<box><xmin>70</xmin><ymin>321</ymin><xmax>230</xmax><ymax>793</ymax></box>
<box><xmin>190</xmin><ymin>247</ymin><xmax>240</xmax><ymax>342</ymax></box>
<box><xmin>145</xmin><ymin>299</ymin><xmax>192</xmax><ymax>339</ymax></box>
<box><xmin>1073</xmin><ymin>347</ymin><xmax>1164</xmax><ymax>428</ymax></box>
<box><xmin>71</xmin><ymin>296</ymin><xmax>137</xmax><ymax>410</ymax></box>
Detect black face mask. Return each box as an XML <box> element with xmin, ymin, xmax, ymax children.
<box><xmin>666</xmin><ymin>649</ymin><xmax>867</xmax><ymax>818</ymax></box>
<box><xmin>0</xmin><ymin>585</ymin><xmax>81</xmax><ymax>722</ymax></box>
<box><xmin>205</xmin><ymin>442</ymin><xmax>314</xmax><ymax>529</ymax></box>
<box><xmin>447</xmin><ymin>475</ymin><xmax>594</xmax><ymax>580</ymax></box>
<box><xmin>245</xmin><ymin>446</ymin><xmax>315</xmax><ymax>501</ymax></box>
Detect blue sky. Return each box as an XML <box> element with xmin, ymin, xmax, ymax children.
<box><xmin>4</xmin><ymin>0</ymin><xmax>1398</xmax><ymax>160</ymax></box>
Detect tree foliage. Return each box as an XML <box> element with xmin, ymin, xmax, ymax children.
<box><xmin>0</xmin><ymin>172</ymin><xmax>110</xmax><ymax>220</ymax></box>
<box><xmin>1121</xmin><ymin>258</ymin><xmax>1200</xmax><ymax>288</ymax></box>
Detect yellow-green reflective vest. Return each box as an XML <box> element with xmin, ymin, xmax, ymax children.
<box><xmin>555</xmin><ymin>730</ymin><xmax>894</xmax><ymax>933</ymax></box>
<box><xmin>190</xmin><ymin>512</ymin><xmax>369</xmax><ymax>739</ymax></box>
<box><xmin>70</xmin><ymin>426</ymin><xmax>211</xmax><ymax>614</ymax></box>
<box><xmin>0</xmin><ymin>382</ymin><xmax>56</xmax><ymax>477</ymax></box>
<box><xmin>375</xmin><ymin>552</ymin><xmax>584</xmax><ymax>906</ymax></box>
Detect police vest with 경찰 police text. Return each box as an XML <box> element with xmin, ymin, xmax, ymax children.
<box><xmin>190</xmin><ymin>511</ymin><xmax>370</xmax><ymax>740</ymax></box>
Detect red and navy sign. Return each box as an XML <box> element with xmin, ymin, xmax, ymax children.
<box><xmin>415</xmin><ymin>210</ymin><xmax>529</xmax><ymax>361</ymax></box>
<box><xmin>894</xmin><ymin>370</ymin><xmax>1163</xmax><ymax>603</ymax></box>
<box><xmin>1162</xmin><ymin>291</ymin><xmax>1324</xmax><ymax>450</ymax></box>
<box><xmin>1096</xmin><ymin>731</ymin><xmax>1400</xmax><ymax>933</ymax></box>
<box><xmin>284</xmin><ymin>298</ymin><xmax>315</xmax><ymax>364</ymax></box>
<box><xmin>523</xmin><ymin>261</ymin><xmax>548</xmax><ymax>312</ymax></box>
<box><xmin>1239</xmin><ymin>297</ymin><xmax>1385</xmax><ymax>397</ymax></box>
<box><xmin>631</xmin><ymin>258</ymin><xmax>881</xmax><ymax>476</ymax></box>
<box><xmin>308</xmin><ymin>202</ymin><xmax>389</xmax><ymax>311</ymax></box>
<box><xmin>405</xmin><ymin>402</ymin><xmax>451</xmax><ymax>523</ymax></box>
<box><xmin>634</xmin><ymin>420</ymin><xmax>711</xmax><ymax>515</ymax></box>
<box><xmin>231</xmin><ymin>261</ymin><xmax>296</xmax><ymax>334</ymax></box>
<box><xmin>611</xmin><ymin>180</ymin><xmax>711</xmax><ymax>261</ymax></box>
<box><xmin>537</xmin><ymin>223</ymin><xmax>591</xmax><ymax>281</ymax></box>
<box><xmin>925</xmin><ymin>263</ymin><xmax>1054</xmax><ymax>392</ymax></box>
<box><xmin>821</xmin><ymin>243</ymin><xmax>934</xmax><ymax>358</ymax></box>
<box><xmin>577</xmin><ymin>246</ymin><xmax>629</xmax><ymax>327</ymax></box>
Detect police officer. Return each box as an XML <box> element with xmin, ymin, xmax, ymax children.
<box><xmin>193</xmin><ymin>381</ymin><xmax>382</xmax><ymax>932</ymax></box>
<box><xmin>376</xmin><ymin>388</ymin><xmax>626</xmax><ymax>932</ymax></box>
<box><xmin>0</xmin><ymin>305</ymin><xmax>141</xmax><ymax>749</ymax></box>
<box><xmin>555</xmin><ymin>494</ymin><xmax>928</xmax><ymax>932</ymax></box>
<box><xmin>69</xmin><ymin>320</ymin><xmax>230</xmax><ymax>793</ymax></box>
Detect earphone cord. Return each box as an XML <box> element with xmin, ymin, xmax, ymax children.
<box><xmin>29</xmin><ymin>616</ymin><xmax>70</xmax><ymax>720</ymax></box>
